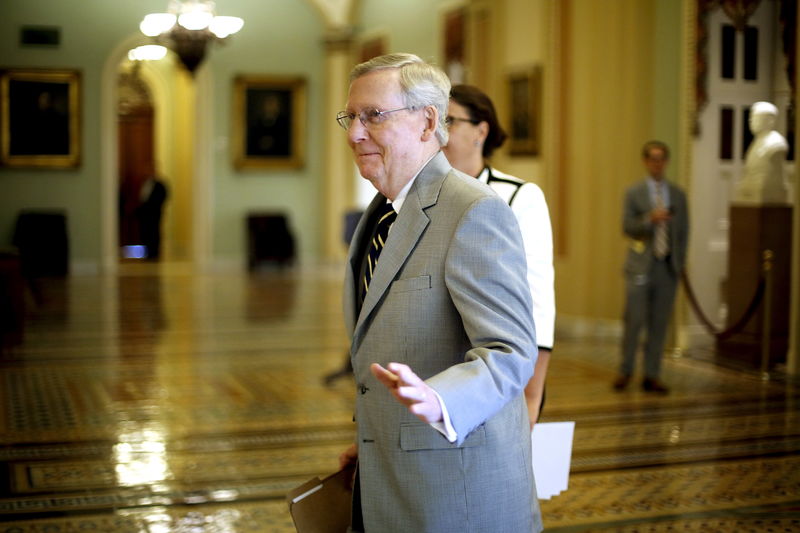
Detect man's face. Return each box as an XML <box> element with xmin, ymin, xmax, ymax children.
<box><xmin>345</xmin><ymin>69</ymin><xmax>427</xmax><ymax>197</ymax></box>
<box><xmin>643</xmin><ymin>147</ymin><xmax>668</xmax><ymax>179</ymax></box>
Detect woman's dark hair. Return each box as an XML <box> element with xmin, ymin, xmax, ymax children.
<box><xmin>450</xmin><ymin>84</ymin><xmax>507</xmax><ymax>158</ymax></box>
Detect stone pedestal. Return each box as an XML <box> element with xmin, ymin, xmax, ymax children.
<box><xmin>716</xmin><ymin>205</ymin><xmax>792</xmax><ymax>370</ymax></box>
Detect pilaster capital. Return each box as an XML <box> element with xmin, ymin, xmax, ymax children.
<box><xmin>323</xmin><ymin>26</ymin><xmax>355</xmax><ymax>53</ymax></box>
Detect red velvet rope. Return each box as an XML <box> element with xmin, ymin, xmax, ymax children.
<box><xmin>680</xmin><ymin>269</ymin><xmax>765</xmax><ymax>340</ymax></box>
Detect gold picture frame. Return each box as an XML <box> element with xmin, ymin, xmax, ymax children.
<box><xmin>1</xmin><ymin>68</ymin><xmax>81</xmax><ymax>168</ymax></box>
<box><xmin>508</xmin><ymin>66</ymin><xmax>542</xmax><ymax>156</ymax></box>
<box><xmin>233</xmin><ymin>75</ymin><xmax>306</xmax><ymax>170</ymax></box>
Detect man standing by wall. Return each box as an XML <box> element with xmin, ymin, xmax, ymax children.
<box><xmin>137</xmin><ymin>175</ymin><xmax>168</xmax><ymax>260</ymax></box>
<box><xmin>614</xmin><ymin>141</ymin><xmax>689</xmax><ymax>394</ymax></box>
<box><xmin>336</xmin><ymin>53</ymin><xmax>541</xmax><ymax>532</ymax></box>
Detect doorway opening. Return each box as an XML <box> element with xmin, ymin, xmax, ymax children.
<box><xmin>115</xmin><ymin>57</ymin><xmax>195</xmax><ymax>265</ymax></box>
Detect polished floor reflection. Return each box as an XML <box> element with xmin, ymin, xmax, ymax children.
<box><xmin>1</xmin><ymin>264</ymin><xmax>798</xmax><ymax>532</ymax></box>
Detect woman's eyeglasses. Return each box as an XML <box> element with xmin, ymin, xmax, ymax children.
<box><xmin>445</xmin><ymin>115</ymin><xmax>479</xmax><ymax>127</ymax></box>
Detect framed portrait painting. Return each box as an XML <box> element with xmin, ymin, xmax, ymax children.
<box><xmin>358</xmin><ymin>35</ymin><xmax>387</xmax><ymax>63</ymax></box>
<box><xmin>1</xmin><ymin>68</ymin><xmax>81</xmax><ymax>168</ymax></box>
<box><xmin>233</xmin><ymin>75</ymin><xmax>306</xmax><ymax>170</ymax></box>
<box><xmin>508</xmin><ymin>66</ymin><xmax>542</xmax><ymax>156</ymax></box>
<box><xmin>442</xmin><ymin>6</ymin><xmax>466</xmax><ymax>85</ymax></box>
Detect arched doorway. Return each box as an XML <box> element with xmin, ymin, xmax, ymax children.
<box><xmin>117</xmin><ymin>68</ymin><xmax>159</xmax><ymax>260</ymax></box>
<box><xmin>101</xmin><ymin>36</ymin><xmax>210</xmax><ymax>272</ymax></box>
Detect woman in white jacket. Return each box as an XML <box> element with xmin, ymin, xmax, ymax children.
<box><xmin>443</xmin><ymin>84</ymin><xmax>555</xmax><ymax>426</ymax></box>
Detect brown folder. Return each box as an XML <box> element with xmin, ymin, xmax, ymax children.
<box><xmin>286</xmin><ymin>466</ymin><xmax>354</xmax><ymax>533</ymax></box>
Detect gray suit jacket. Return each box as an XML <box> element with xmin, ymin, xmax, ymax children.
<box><xmin>622</xmin><ymin>179</ymin><xmax>689</xmax><ymax>277</ymax></box>
<box><xmin>344</xmin><ymin>152</ymin><xmax>542</xmax><ymax>532</ymax></box>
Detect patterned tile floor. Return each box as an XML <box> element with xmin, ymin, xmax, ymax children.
<box><xmin>1</xmin><ymin>264</ymin><xmax>798</xmax><ymax>532</ymax></box>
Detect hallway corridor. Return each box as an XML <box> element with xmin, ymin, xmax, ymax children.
<box><xmin>1</xmin><ymin>265</ymin><xmax>799</xmax><ymax>532</ymax></box>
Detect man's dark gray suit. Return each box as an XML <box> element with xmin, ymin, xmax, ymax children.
<box><xmin>620</xmin><ymin>179</ymin><xmax>689</xmax><ymax>381</ymax></box>
<box><xmin>344</xmin><ymin>152</ymin><xmax>542</xmax><ymax>532</ymax></box>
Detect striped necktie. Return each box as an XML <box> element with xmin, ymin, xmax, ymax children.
<box><xmin>362</xmin><ymin>202</ymin><xmax>397</xmax><ymax>302</ymax></box>
<box><xmin>653</xmin><ymin>184</ymin><xmax>669</xmax><ymax>259</ymax></box>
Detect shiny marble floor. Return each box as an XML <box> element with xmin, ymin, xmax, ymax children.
<box><xmin>1</xmin><ymin>263</ymin><xmax>798</xmax><ymax>532</ymax></box>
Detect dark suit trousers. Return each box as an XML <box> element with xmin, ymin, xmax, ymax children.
<box><xmin>348</xmin><ymin>467</ymin><xmax>364</xmax><ymax>533</ymax></box>
<box><xmin>620</xmin><ymin>258</ymin><xmax>678</xmax><ymax>379</ymax></box>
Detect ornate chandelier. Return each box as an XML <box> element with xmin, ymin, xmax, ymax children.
<box><xmin>139</xmin><ymin>0</ymin><xmax>244</xmax><ymax>73</ymax></box>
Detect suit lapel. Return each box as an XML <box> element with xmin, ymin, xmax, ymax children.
<box><xmin>350</xmin><ymin>152</ymin><xmax>449</xmax><ymax>352</ymax></box>
<box><xmin>639</xmin><ymin>181</ymin><xmax>653</xmax><ymax>210</ymax></box>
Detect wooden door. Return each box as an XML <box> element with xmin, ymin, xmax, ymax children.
<box><xmin>118</xmin><ymin>105</ymin><xmax>155</xmax><ymax>250</ymax></box>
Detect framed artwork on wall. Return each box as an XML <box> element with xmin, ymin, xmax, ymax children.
<box><xmin>508</xmin><ymin>66</ymin><xmax>542</xmax><ymax>156</ymax></box>
<box><xmin>233</xmin><ymin>75</ymin><xmax>306</xmax><ymax>170</ymax></box>
<box><xmin>442</xmin><ymin>6</ymin><xmax>467</xmax><ymax>85</ymax></box>
<box><xmin>0</xmin><ymin>68</ymin><xmax>81</xmax><ymax>168</ymax></box>
<box><xmin>358</xmin><ymin>35</ymin><xmax>387</xmax><ymax>63</ymax></box>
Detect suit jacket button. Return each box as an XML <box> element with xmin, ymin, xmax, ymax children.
<box><xmin>359</xmin><ymin>384</ymin><xmax>369</xmax><ymax>394</ymax></box>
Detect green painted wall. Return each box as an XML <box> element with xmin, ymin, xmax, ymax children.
<box><xmin>0</xmin><ymin>0</ymin><xmax>138</xmax><ymax>270</ymax></box>
<box><xmin>206</xmin><ymin>1</ymin><xmax>324</xmax><ymax>267</ymax></box>
<box><xmin>356</xmin><ymin>0</ymin><xmax>454</xmax><ymax>64</ymax></box>
<box><xmin>0</xmin><ymin>0</ymin><xmax>324</xmax><ymax>271</ymax></box>
<box><xmin>0</xmin><ymin>0</ymin><xmax>684</xmax><ymax>275</ymax></box>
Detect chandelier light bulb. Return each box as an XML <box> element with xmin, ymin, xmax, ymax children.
<box><xmin>140</xmin><ymin>13</ymin><xmax>176</xmax><ymax>36</ymax></box>
<box><xmin>138</xmin><ymin>0</ymin><xmax>244</xmax><ymax>73</ymax></box>
<box><xmin>178</xmin><ymin>10</ymin><xmax>213</xmax><ymax>30</ymax></box>
<box><xmin>209</xmin><ymin>16</ymin><xmax>244</xmax><ymax>38</ymax></box>
<box><xmin>128</xmin><ymin>45</ymin><xmax>169</xmax><ymax>61</ymax></box>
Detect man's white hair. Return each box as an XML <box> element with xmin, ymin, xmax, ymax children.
<box><xmin>350</xmin><ymin>53</ymin><xmax>451</xmax><ymax>146</ymax></box>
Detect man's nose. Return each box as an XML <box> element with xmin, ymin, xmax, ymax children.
<box><xmin>348</xmin><ymin>118</ymin><xmax>368</xmax><ymax>144</ymax></box>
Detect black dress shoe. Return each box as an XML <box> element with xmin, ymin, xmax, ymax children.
<box><xmin>642</xmin><ymin>378</ymin><xmax>669</xmax><ymax>394</ymax></box>
<box><xmin>612</xmin><ymin>375</ymin><xmax>630</xmax><ymax>390</ymax></box>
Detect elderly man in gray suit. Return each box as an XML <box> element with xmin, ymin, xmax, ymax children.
<box><xmin>614</xmin><ymin>140</ymin><xmax>689</xmax><ymax>394</ymax></box>
<box><xmin>335</xmin><ymin>53</ymin><xmax>542</xmax><ymax>532</ymax></box>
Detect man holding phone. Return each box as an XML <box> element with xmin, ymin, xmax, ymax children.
<box><xmin>614</xmin><ymin>141</ymin><xmax>689</xmax><ymax>394</ymax></box>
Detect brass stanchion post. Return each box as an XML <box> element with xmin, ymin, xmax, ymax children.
<box><xmin>760</xmin><ymin>249</ymin><xmax>773</xmax><ymax>381</ymax></box>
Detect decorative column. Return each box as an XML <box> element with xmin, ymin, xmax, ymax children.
<box><xmin>320</xmin><ymin>28</ymin><xmax>355</xmax><ymax>262</ymax></box>
<box><xmin>788</xmin><ymin>1</ymin><xmax>800</xmax><ymax>376</ymax></box>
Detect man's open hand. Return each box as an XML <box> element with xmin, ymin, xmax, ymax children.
<box><xmin>370</xmin><ymin>362</ymin><xmax>443</xmax><ymax>423</ymax></box>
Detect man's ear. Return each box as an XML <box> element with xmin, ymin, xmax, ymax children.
<box><xmin>421</xmin><ymin>105</ymin><xmax>439</xmax><ymax>142</ymax></box>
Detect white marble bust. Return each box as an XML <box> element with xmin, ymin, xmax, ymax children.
<box><xmin>734</xmin><ymin>101</ymin><xmax>790</xmax><ymax>205</ymax></box>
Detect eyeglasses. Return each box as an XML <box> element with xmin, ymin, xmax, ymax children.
<box><xmin>336</xmin><ymin>107</ymin><xmax>413</xmax><ymax>130</ymax></box>
<box><xmin>445</xmin><ymin>115</ymin><xmax>479</xmax><ymax>127</ymax></box>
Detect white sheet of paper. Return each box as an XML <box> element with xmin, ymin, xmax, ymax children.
<box><xmin>531</xmin><ymin>421</ymin><xmax>575</xmax><ymax>500</ymax></box>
